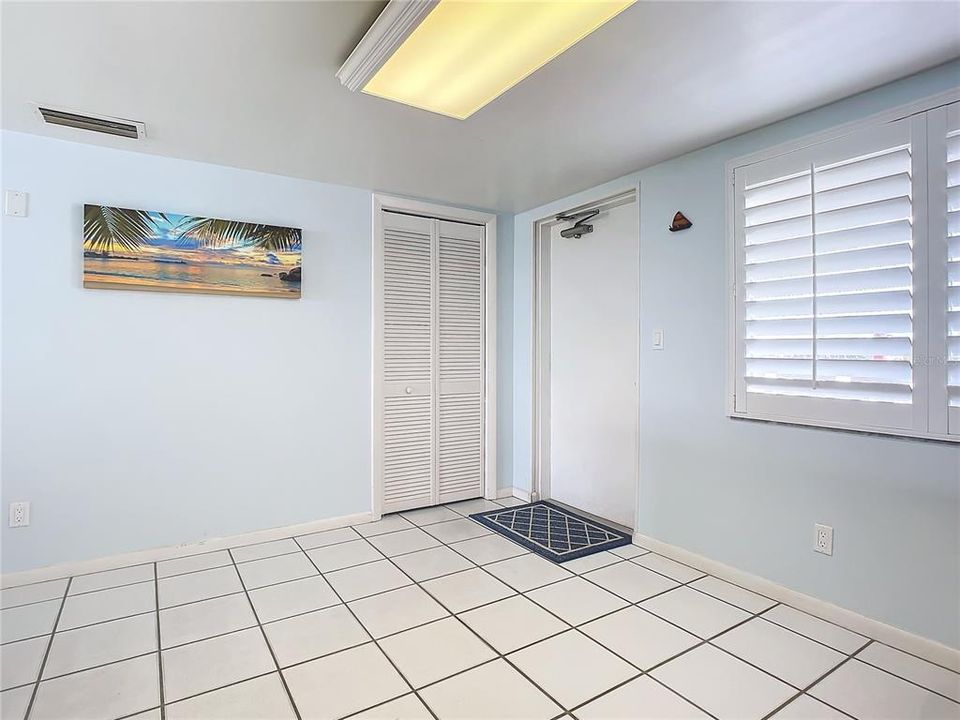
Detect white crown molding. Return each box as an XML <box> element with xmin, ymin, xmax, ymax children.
<box><xmin>336</xmin><ymin>0</ymin><xmax>439</xmax><ymax>92</ymax></box>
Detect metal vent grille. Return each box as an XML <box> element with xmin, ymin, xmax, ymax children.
<box><xmin>37</xmin><ymin>107</ymin><xmax>144</xmax><ymax>139</ymax></box>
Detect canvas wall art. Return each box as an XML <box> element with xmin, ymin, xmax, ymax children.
<box><xmin>83</xmin><ymin>204</ymin><xmax>302</xmax><ymax>298</ymax></box>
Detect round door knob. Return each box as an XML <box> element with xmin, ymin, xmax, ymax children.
<box><xmin>405</xmin><ymin>387</ymin><xmax>413</xmax><ymax>394</ymax></box>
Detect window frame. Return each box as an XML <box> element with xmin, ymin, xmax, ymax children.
<box><xmin>725</xmin><ymin>88</ymin><xmax>960</xmax><ymax>443</ymax></box>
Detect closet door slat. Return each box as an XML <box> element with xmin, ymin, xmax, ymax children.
<box><xmin>437</xmin><ymin>220</ymin><xmax>484</xmax><ymax>503</ymax></box>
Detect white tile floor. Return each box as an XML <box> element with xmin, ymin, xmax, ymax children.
<box><xmin>1</xmin><ymin>497</ymin><xmax>958</xmax><ymax>720</ymax></box>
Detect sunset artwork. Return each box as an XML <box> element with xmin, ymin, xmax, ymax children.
<box><xmin>83</xmin><ymin>205</ymin><xmax>302</xmax><ymax>298</ymax></box>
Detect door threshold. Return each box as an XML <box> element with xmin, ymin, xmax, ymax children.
<box><xmin>545</xmin><ymin>498</ymin><xmax>633</xmax><ymax>535</ymax></box>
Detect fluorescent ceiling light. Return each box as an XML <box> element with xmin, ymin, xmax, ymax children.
<box><xmin>337</xmin><ymin>0</ymin><xmax>635</xmax><ymax>120</ymax></box>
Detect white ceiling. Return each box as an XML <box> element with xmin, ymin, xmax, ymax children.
<box><xmin>2</xmin><ymin>1</ymin><xmax>958</xmax><ymax>212</ymax></box>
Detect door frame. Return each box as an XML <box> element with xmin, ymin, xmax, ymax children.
<box><xmin>372</xmin><ymin>193</ymin><xmax>498</xmax><ymax>520</ymax></box>
<box><xmin>531</xmin><ymin>184</ymin><xmax>641</xmax><ymax>529</ymax></box>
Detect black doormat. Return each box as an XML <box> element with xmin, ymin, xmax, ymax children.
<box><xmin>470</xmin><ymin>501</ymin><xmax>632</xmax><ymax>563</ymax></box>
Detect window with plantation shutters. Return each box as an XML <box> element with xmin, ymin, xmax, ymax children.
<box><xmin>376</xmin><ymin>210</ymin><xmax>487</xmax><ymax>514</ymax></box>
<box><xmin>731</xmin><ymin>100</ymin><xmax>959</xmax><ymax>442</ymax></box>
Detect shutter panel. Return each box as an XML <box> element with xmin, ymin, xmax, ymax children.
<box><xmin>437</xmin><ymin>220</ymin><xmax>484</xmax><ymax>503</ymax></box>
<box><xmin>736</xmin><ymin>118</ymin><xmax>920</xmax><ymax>429</ymax></box>
<box><xmin>946</xmin><ymin>105</ymin><xmax>960</xmax><ymax>432</ymax></box>
<box><xmin>381</xmin><ymin>212</ymin><xmax>435</xmax><ymax>512</ymax></box>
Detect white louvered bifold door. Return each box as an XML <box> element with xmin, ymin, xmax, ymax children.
<box><xmin>735</xmin><ymin>116</ymin><xmax>926</xmax><ymax>431</ymax></box>
<box><xmin>377</xmin><ymin>212</ymin><xmax>485</xmax><ymax>514</ymax></box>
<box><xmin>381</xmin><ymin>212</ymin><xmax>436</xmax><ymax>512</ymax></box>
<box><xmin>437</xmin><ymin>220</ymin><xmax>485</xmax><ymax>503</ymax></box>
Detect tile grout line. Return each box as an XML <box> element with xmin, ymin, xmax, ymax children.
<box><xmin>445</xmin><ymin>501</ymin><xmax>927</xmax><ymax>679</ymax></box>
<box><xmin>27</xmin><ymin>649</ymin><xmax>161</xmax><ymax>686</ymax></box>
<box><xmin>380</xmin><ymin>520</ymin><xmax>746</xmax><ymax>720</ymax></box>
<box><xmin>360</xmin><ymin>512</ymin><xmax>782</xmax><ymax>715</ymax></box>
<box><xmin>224</xmin><ymin>548</ymin><xmax>303</xmax><ymax>720</ymax></box>
<box><xmin>290</xmin><ymin>535</ymin><xmax>442</xmax><ymax>720</ymax></box>
<box><xmin>759</xmin><ymin>646</ymin><xmax>866</xmax><ymax>720</ymax></box>
<box><xmin>350</xmin><ymin>532</ymin><xmax>577</xmax><ymax>717</ymax></box>
<box><xmin>149</xmin><ymin>669</ymin><xmax>278</xmax><ymax>711</ymax></box>
<box><xmin>6</xmin><ymin>558</ymin><xmax>520</xmax><ymax>665</ymax></box>
<box><xmin>0</xmin><ymin>546</ymin><xmax>677</xmax><ymax>649</ymax></box>
<box><xmin>22</xmin><ymin>576</ymin><xmax>72</xmax><ymax>720</ymax></box>
<box><xmin>546</xmin><ymin>545</ymin><xmax>930</xmax><ymax>707</ymax></box>
<box><xmin>751</xmin><ymin>608</ymin><xmax>863</xmax><ymax>654</ymax></box>
<box><xmin>838</xmin><ymin>648</ymin><xmax>960</xmax><ymax>706</ymax></box>
<box><xmin>152</xmin><ymin>563</ymin><xmax>166</xmax><ymax>720</ymax></box>
<box><xmin>380</xmin><ymin>509</ymin><xmax>816</xmax><ymax>716</ymax></box>
<box><xmin>356</xmin><ymin>508</ymin><xmax>746</xmax><ymax>718</ymax></box>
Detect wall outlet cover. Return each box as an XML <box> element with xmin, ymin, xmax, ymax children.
<box><xmin>9</xmin><ymin>501</ymin><xmax>30</xmax><ymax>528</ymax></box>
<box><xmin>814</xmin><ymin>523</ymin><xmax>833</xmax><ymax>555</ymax></box>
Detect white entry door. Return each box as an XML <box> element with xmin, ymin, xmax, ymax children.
<box><xmin>377</xmin><ymin>211</ymin><xmax>485</xmax><ymax>514</ymax></box>
<box><xmin>548</xmin><ymin>198</ymin><xmax>639</xmax><ymax>528</ymax></box>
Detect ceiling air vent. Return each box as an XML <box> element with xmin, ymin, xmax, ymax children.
<box><xmin>36</xmin><ymin>106</ymin><xmax>145</xmax><ymax>139</ymax></box>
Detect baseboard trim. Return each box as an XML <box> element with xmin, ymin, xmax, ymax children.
<box><xmin>633</xmin><ymin>531</ymin><xmax>960</xmax><ymax>672</ymax></box>
<box><xmin>1</xmin><ymin>511</ymin><xmax>374</xmax><ymax>589</ymax></box>
<box><xmin>497</xmin><ymin>487</ymin><xmax>531</xmax><ymax>502</ymax></box>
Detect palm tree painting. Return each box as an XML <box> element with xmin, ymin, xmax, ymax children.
<box><xmin>83</xmin><ymin>204</ymin><xmax>302</xmax><ymax>298</ymax></box>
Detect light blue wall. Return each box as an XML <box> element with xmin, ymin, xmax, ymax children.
<box><xmin>0</xmin><ymin>132</ymin><xmax>510</xmax><ymax>572</ymax></box>
<box><xmin>511</xmin><ymin>61</ymin><xmax>960</xmax><ymax>647</ymax></box>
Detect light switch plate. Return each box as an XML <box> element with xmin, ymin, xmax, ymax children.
<box><xmin>652</xmin><ymin>329</ymin><xmax>664</xmax><ymax>350</ymax></box>
<box><xmin>4</xmin><ymin>190</ymin><xmax>28</xmax><ymax>217</ymax></box>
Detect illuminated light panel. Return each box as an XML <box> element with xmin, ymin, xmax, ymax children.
<box><xmin>362</xmin><ymin>0</ymin><xmax>635</xmax><ymax>120</ymax></box>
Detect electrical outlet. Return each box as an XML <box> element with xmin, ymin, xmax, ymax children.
<box><xmin>814</xmin><ymin>523</ymin><xmax>833</xmax><ymax>555</ymax></box>
<box><xmin>9</xmin><ymin>502</ymin><xmax>30</xmax><ymax>528</ymax></box>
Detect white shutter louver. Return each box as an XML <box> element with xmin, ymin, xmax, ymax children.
<box><xmin>381</xmin><ymin>212</ymin><xmax>435</xmax><ymax>511</ymax></box>
<box><xmin>438</xmin><ymin>221</ymin><xmax>484</xmax><ymax>502</ymax></box>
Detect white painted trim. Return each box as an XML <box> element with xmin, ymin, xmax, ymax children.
<box><xmin>496</xmin><ymin>486</ymin><xmax>531</xmax><ymax>502</ymax></box>
<box><xmin>724</xmin><ymin>87</ymin><xmax>960</xmax><ymax>442</ymax></box>
<box><xmin>633</xmin><ymin>530</ymin><xmax>960</xmax><ymax>672</ymax></box>
<box><xmin>724</xmin><ymin>88</ymin><xmax>959</xmax><ymax>175</ymax></box>
<box><xmin>531</xmin><ymin>185</ymin><xmax>641</xmax><ymax>527</ymax></box>
<box><xmin>0</xmin><ymin>511</ymin><xmax>373</xmax><ymax>590</ymax></box>
<box><xmin>512</xmin><ymin>487</ymin><xmax>531</xmax><ymax>502</ymax></box>
<box><xmin>336</xmin><ymin>0</ymin><xmax>438</xmax><ymax>91</ymax></box>
<box><xmin>371</xmin><ymin>194</ymin><xmax>499</xmax><ymax>522</ymax></box>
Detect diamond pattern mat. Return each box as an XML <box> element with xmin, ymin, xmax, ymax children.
<box><xmin>470</xmin><ymin>501</ymin><xmax>632</xmax><ymax>563</ymax></box>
